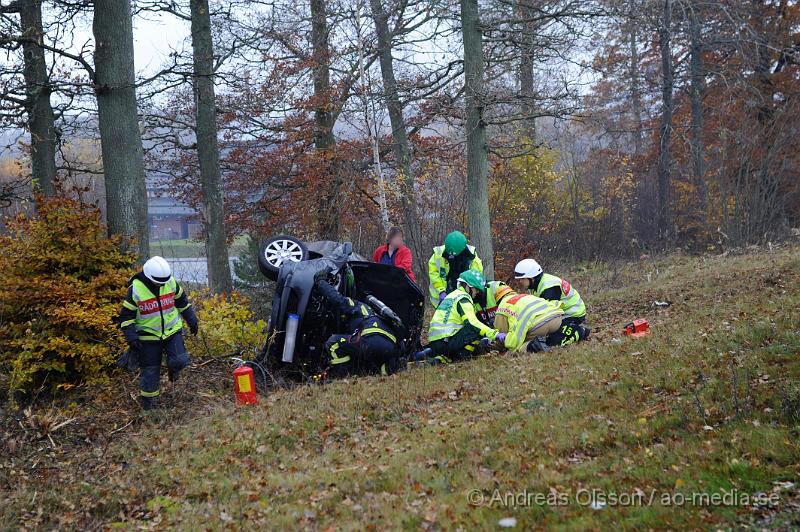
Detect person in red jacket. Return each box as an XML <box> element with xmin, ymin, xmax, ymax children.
<box><xmin>372</xmin><ymin>226</ymin><xmax>415</xmax><ymax>281</ymax></box>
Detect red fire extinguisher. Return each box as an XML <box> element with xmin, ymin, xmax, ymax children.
<box><xmin>233</xmin><ymin>364</ymin><xmax>257</xmax><ymax>405</ymax></box>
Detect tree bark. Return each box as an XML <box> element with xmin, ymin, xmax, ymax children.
<box><xmin>368</xmin><ymin>0</ymin><xmax>424</xmax><ymax>278</ymax></box>
<box><xmin>657</xmin><ymin>0</ymin><xmax>673</xmax><ymax>238</ymax></box>
<box><xmin>190</xmin><ymin>0</ymin><xmax>232</xmax><ymax>294</ymax></box>
<box><xmin>627</xmin><ymin>0</ymin><xmax>642</xmax><ymax>156</ymax></box>
<box><xmin>460</xmin><ymin>0</ymin><xmax>494</xmax><ymax>278</ymax></box>
<box><xmin>310</xmin><ymin>0</ymin><xmax>340</xmax><ymax>240</ymax></box>
<box><xmin>93</xmin><ymin>0</ymin><xmax>149</xmax><ymax>259</ymax></box>
<box><xmin>518</xmin><ymin>1</ymin><xmax>536</xmax><ymax>143</ymax></box>
<box><xmin>688</xmin><ymin>1</ymin><xmax>707</xmax><ymax>225</ymax></box>
<box><xmin>19</xmin><ymin>0</ymin><xmax>57</xmax><ymax>196</ymax></box>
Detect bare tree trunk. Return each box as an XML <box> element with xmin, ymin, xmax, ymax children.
<box><xmin>190</xmin><ymin>0</ymin><xmax>232</xmax><ymax>293</ymax></box>
<box><xmin>460</xmin><ymin>0</ymin><xmax>494</xmax><ymax>277</ymax></box>
<box><xmin>355</xmin><ymin>6</ymin><xmax>390</xmax><ymax>233</ymax></box>
<box><xmin>93</xmin><ymin>0</ymin><xmax>149</xmax><ymax>259</ymax></box>
<box><xmin>627</xmin><ymin>0</ymin><xmax>642</xmax><ymax>156</ymax></box>
<box><xmin>688</xmin><ymin>1</ymin><xmax>707</xmax><ymax>225</ymax></box>
<box><xmin>657</xmin><ymin>0</ymin><xmax>673</xmax><ymax>238</ymax></box>
<box><xmin>19</xmin><ymin>0</ymin><xmax>57</xmax><ymax>196</ymax></box>
<box><xmin>518</xmin><ymin>2</ymin><xmax>536</xmax><ymax>143</ymax></box>
<box><xmin>368</xmin><ymin>0</ymin><xmax>424</xmax><ymax>278</ymax></box>
<box><xmin>310</xmin><ymin>0</ymin><xmax>340</xmax><ymax>240</ymax></box>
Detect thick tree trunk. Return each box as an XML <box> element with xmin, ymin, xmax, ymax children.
<box><xmin>460</xmin><ymin>0</ymin><xmax>494</xmax><ymax>278</ymax></box>
<box><xmin>19</xmin><ymin>0</ymin><xmax>57</xmax><ymax>196</ymax></box>
<box><xmin>627</xmin><ymin>0</ymin><xmax>642</xmax><ymax>155</ymax></box>
<box><xmin>518</xmin><ymin>2</ymin><xmax>536</xmax><ymax>143</ymax></box>
<box><xmin>657</xmin><ymin>0</ymin><xmax>673</xmax><ymax>238</ymax></box>
<box><xmin>368</xmin><ymin>0</ymin><xmax>424</xmax><ymax>278</ymax></box>
<box><xmin>190</xmin><ymin>0</ymin><xmax>232</xmax><ymax>294</ymax></box>
<box><xmin>310</xmin><ymin>0</ymin><xmax>340</xmax><ymax>240</ymax></box>
<box><xmin>688</xmin><ymin>1</ymin><xmax>707</xmax><ymax>224</ymax></box>
<box><xmin>93</xmin><ymin>0</ymin><xmax>149</xmax><ymax>259</ymax></box>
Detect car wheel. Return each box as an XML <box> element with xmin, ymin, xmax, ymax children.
<box><xmin>258</xmin><ymin>235</ymin><xmax>309</xmax><ymax>280</ymax></box>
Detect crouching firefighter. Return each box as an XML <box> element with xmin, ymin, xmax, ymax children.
<box><xmin>118</xmin><ymin>256</ymin><xmax>198</xmax><ymax>410</ymax></box>
<box><xmin>416</xmin><ymin>270</ymin><xmax>504</xmax><ymax>364</ymax></box>
<box><xmin>513</xmin><ymin>258</ymin><xmax>590</xmax><ymax>346</ymax></box>
<box><xmin>494</xmin><ymin>291</ymin><xmax>564</xmax><ymax>353</ymax></box>
<box><xmin>315</xmin><ymin>280</ymin><xmax>402</xmax><ymax>376</ymax></box>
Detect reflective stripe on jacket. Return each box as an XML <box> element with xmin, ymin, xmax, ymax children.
<box><xmin>496</xmin><ymin>293</ymin><xmax>563</xmax><ymax>351</ymax></box>
<box><xmin>429</xmin><ymin>288</ymin><xmax>498</xmax><ymax>342</ymax></box>
<box><xmin>128</xmin><ymin>278</ymin><xmax>185</xmax><ymax>340</ymax></box>
<box><xmin>477</xmin><ymin>281</ymin><xmax>514</xmax><ymax>325</ymax></box>
<box><xmin>532</xmin><ymin>273</ymin><xmax>586</xmax><ymax>319</ymax></box>
<box><xmin>427</xmin><ymin>244</ymin><xmax>483</xmax><ymax>306</ymax></box>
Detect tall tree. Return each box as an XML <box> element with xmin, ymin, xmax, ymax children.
<box><xmin>627</xmin><ymin>0</ymin><xmax>642</xmax><ymax>155</ymax></box>
<box><xmin>190</xmin><ymin>0</ymin><xmax>232</xmax><ymax>293</ymax></box>
<box><xmin>0</xmin><ymin>0</ymin><xmax>58</xmax><ymax>196</ymax></box>
<box><xmin>461</xmin><ymin>0</ymin><xmax>494</xmax><ymax>277</ymax></box>
<box><xmin>310</xmin><ymin>0</ymin><xmax>340</xmax><ymax>240</ymax></box>
<box><xmin>688</xmin><ymin>0</ymin><xmax>706</xmax><ymax>225</ymax></box>
<box><xmin>656</xmin><ymin>0</ymin><xmax>673</xmax><ymax>237</ymax></box>
<box><xmin>368</xmin><ymin>0</ymin><xmax>424</xmax><ymax>276</ymax></box>
<box><xmin>19</xmin><ymin>0</ymin><xmax>57</xmax><ymax>196</ymax></box>
<box><xmin>93</xmin><ymin>0</ymin><xmax>149</xmax><ymax>258</ymax></box>
<box><xmin>517</xmin><ymin>0</ymin><xmax>537</xmax><ymax>143</ymax></box>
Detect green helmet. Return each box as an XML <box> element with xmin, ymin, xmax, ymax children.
<box><xmin>458</xmin><ymin>269</ymin><xmax>486</xmax><ymax>291</ymax></box>
<box><xmin>443</xmin><ymin>231</ymin><xmax>468</xmax><ymax>256</ymax></box>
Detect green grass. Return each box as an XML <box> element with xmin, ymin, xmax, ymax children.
<box><xmin>150</xmin><ymin>235</ymin><xmax>249</xmax><ymax>259</ymax></box>
<box><xmin>3</xmin><ymin>246</ymin><xmax>800</xmax><ymax>529</ymax></box>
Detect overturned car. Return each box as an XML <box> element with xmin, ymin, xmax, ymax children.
<box><xmin>255</xmin><ymin>235</ymin><xmax>424</xmax><ymax>380</ymax></box>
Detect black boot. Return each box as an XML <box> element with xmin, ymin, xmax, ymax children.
<box><xmin>140</xmin><ymin>396</ymin><xmax>156</xmax><ymax>411</ymax></box>
<box><xmin>412</xmin><ymin>347</ymin><xmax>433</xmax><ymax>362</ymax></box>
<box><xmin>526</xmin><ymin>338</ymin><xmax>550</xmax><ymax>353</ymax></box>
<box><xmin>579</xmin><ymin>326</ymin><xmax>591</xmax><ymax>341</ymax></box>
<box><xmin>168</xmin><ymin>367</ymin><xmax>180</xmax><ymax>383</ymax></box>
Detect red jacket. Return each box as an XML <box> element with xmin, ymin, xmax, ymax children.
<box><xmin>372</xmin><ymin>244</ymin><xmax>415</xmax><ymax>281</ymax></box>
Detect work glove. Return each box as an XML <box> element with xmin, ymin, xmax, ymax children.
<box><xmin>182</xmin><ymin>308</ymin><xmax>199</xmax><ymax>335</ymax></box>
<box><xmin>439</xmin><ymin>292</ymin><xmax>447</xmax><ymax>302</ymax></box>
<box><xmin>128</xmin><ymin>338</ymin><xmax>143</xmax><ymax>352</ymax></box>
<box><xmin>117</xmin><ymin>348</ymin><xmax>140</xmax><ymax>372</ymax></box>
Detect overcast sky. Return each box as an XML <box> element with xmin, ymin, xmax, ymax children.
<box><xmin>128</xmin><ymin>11</ymin><xmax>189</xmax><ymax>75</ymax></box>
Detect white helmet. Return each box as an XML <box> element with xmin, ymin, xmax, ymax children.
<box><xmin>143</xmin><ymin>256</ymin><xmax>172</xmax><ymax>285</ymax></box>
<box><xmin>514</xmin><ymin>258</ymin><xmax>543</xmax><ymax>279</ymax></box>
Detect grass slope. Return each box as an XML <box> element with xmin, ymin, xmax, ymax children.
<box><xmin>3</xmin><ymin>247</ymin><xmax>800</xmax><ymax>529</ymax></box>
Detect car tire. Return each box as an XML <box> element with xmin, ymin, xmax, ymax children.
<box><xmin>258</xmin><ymin>235</ymin><xmax>309</xmax><ymax>281</ymax></box>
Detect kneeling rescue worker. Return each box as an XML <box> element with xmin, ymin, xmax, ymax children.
<box><xmin>494</xmin><ymin>291</ymin><xmax>564</xmax><ymax>353</ymax></box>
<box><xmin>513</xmin><ymin>258</ymin><xmax>590</xmax><ymax>346</ymax></box>
<box><xmin>119</xmin><ymin>256</ymin><xmax>198</xmax><ymax>410</ymax></box>
<box><xmin>315</xmin><ymin>280</ymin><xmax>401</xmax><ymax>376</ymax></box>
<box><xmin>428</xmin><ymin>231</ymin><xmax>483</xmax><ymax>307</ymax></box>
<box><xmin>417</xmin><ymin>270</ymin><xmax>505</xmax><ymax>364</ymax></box>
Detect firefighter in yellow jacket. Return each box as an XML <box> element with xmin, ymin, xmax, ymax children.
<box><xmin>118</xmin><ymin>256</ymin><xmax>198</xmax><ymax>410</ymax></box>
<box><xmin>415</xmin><ymin>270</ymin><xmax>503</xmax><ymax>364</ymax></box>
<box><xmin>427</xmin><ymin>231</ymin><xmax>483</xmax><ymax>307</ymax></box>
<box><xmin>513</xmin><ymin>258</ymin><xmax>591</xmax><ymax>346</ymax></box>
<box><xmin>493</xmin><ymin>291</ymin><xmax>564</xmax><ymax>353</ymax></box>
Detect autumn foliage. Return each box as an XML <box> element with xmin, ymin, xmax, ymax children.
<box><xmin>185</xmin><ymin>290</ymin><xmax>266</xmax><ymax>358</ymax></box>
<box><xmin>0</xmin><ymin>197</ymin><xmax>135</xmax><ymax>397</ymax></box>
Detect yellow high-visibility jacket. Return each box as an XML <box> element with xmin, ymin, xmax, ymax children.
<box><xmin>427</xmin><ymin>245</ymin><xmax>482</xmax><ymax>306</ymax></box>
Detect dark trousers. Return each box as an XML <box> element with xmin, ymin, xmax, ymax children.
<box><xmin>138</xmin><ymin>333</ymin><xmax>190</xmax><ymax>397</ymax></box>
<box><xmin>325</xmin><ymin>332</ymin><xmax>399</xmax><ymax>375</ymax></box>
<box><xmin>545</xmin><ymin>316</ymin><xmax>587</xmax><ymax>347</ymax></box>
<box><xmin>428</xmin><ymin>324</ymin><xmax>483</xmax><ymax>361</ymax></box>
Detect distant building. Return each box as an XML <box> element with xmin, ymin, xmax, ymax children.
<box><xmin>147</xmin><ymin>188</ymin><xmax>202</xmax><ymax>241</ymax></box>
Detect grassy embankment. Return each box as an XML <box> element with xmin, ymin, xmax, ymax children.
<box><xmin>150</xmin><ymin>235</ymin><xmax>249</xmax><ymax>259</ymax></box>
<box><xmin>3</xmin><ymin>246</ymin><xmax>800</xmax><ymax>529</ymax></box>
